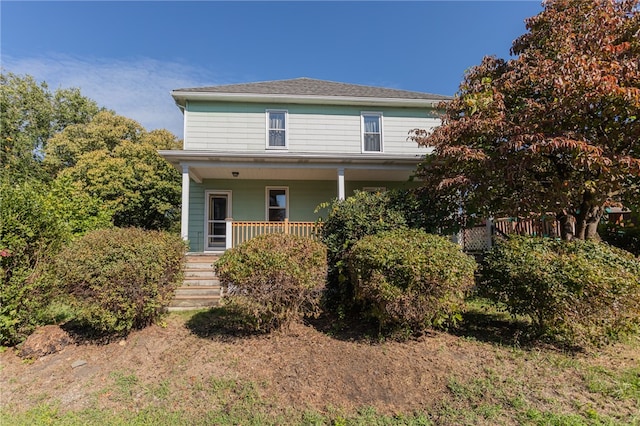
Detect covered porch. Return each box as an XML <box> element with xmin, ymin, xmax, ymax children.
<box><xmin>159</xmin><ymin>151</ymin><xmax>422</xmax><ymax>252</ymax></box>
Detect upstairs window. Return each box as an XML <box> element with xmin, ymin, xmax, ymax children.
<box><xmin>267</xmin><ymin>110</ymin><xmax>287</xmax><ymax>149</ymax></box>
<box><xmin>266</xmin><ymin>187</ymin><xmax>288</xmax><ymax>221</ymax></box>
<box><xmin>362</xmin><ymin>113</ymin><xmax>382</xmax><ymax>152</ymax></box>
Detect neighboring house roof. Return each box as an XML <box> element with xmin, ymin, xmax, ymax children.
<box><xmin>172</xmin><ymin>77</ymin><xmax>451</xmax><ymax>108</ymax></box>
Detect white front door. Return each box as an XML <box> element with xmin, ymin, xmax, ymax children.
<box><xmin>205</xmin><ymin>191</ymin><xmax>231</xmax><ymax>250</ymax></box>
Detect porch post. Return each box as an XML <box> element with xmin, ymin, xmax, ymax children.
<box><xmin>337</xmin><ymin>167</ymin><xmax>345</xmax><ymax>200</ymax></box>
<box><xmin>225</xmin><ymin>218</ymin><xmax>233</xmax><ymax>250</ymax></box>
<box><xmin>486</xmin><ymin>217</ymin><xmax>494</xmax><ymax>250</ymax></box>
<box><xmin>181</xmin><ymin>164</ymin><xmax>190</xmax><ymax>241</ymax></box>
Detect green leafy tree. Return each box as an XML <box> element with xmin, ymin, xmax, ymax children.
<box><xmin>45</xmin><ymin>175</ymin><xmax>113</xmax><ymax>237</ymax></box>
<box><xmin>44</xmin><ymin>110</ymin><xmax>182</xmax><ymax>230</ymax></box>
<box><xmin>43</xmin><ymin>110</ymin><xmax>143</xmax><ymax>175</ymax></box>
<box><xmin>61</xmin><ymin>139</ymin><xmax>181</xmax><ymax>230</ymax></box>
<box><xmin>410</xmin><ymin>0</ymin><xmax>640</xmax><ymax>240</ymax></box>
<box><xmin>0</xmin><ymin>72</ymin><xmax>100</xmax><ymax>182</ymax></box>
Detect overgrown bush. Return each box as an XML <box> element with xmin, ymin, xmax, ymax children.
<box><xmin>55</xmin><ymin>228</ymin><xmax>185</xmax><ymax>335</ymax></box>
<box><xmin>215</xmin><ymin>234</ymin><xmax>327</xmax><ymax>332</ymax></box>
<box><xmin>347</xmin><ymin>229</ymin><xmax>477</xmax><ymax>331</ymax></box>
<box><xmin>0</xmin><ymin>181</ymin><xmax>68</xmax><ymax>345</ymax></box>
<box><xmin>387</xmin><ymin>187</ymin><xmax>463</xmax><ymax>235</ymax></box>
<box><xmin>316</xmin><ymin>191</ymin><xmax>407</xmax><ymax>311</ymax></box>
<box><xmin>599</xmin><ymin>222</ymin><xmax>640</xmax><ymax>256</ymax></box>
<box><xmin>0</xmin><ymin>177</ymin><xmax>113</xmax><ymax>346</ymax></box>
<box><xmin>479</xmin><ymin>236</ymin><xmax>640</xmax><ymax>347</ymax></box>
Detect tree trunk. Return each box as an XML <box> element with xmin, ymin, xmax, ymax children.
<box><xmin>574</xmin><ymin>191</ymin><xmax>605</xmax><ymax>240</ymax></box>
<box><xmin>557</xmin><ymin>210</ymin><xmax>575</xmax><ymax>241</ymax></box>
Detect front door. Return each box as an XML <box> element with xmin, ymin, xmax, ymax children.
<box><xmin>205</xmin><ymin>192</ymin><xmax>231</xmax><ymax>250</ymax></box>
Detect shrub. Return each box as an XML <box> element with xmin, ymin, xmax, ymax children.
<box><xmin>1</xmin><ymin>177</ymin><xmax>114</xmax><ymax>345</ymax></box>
<box><xmin>598</xmin><ymin>222</ymin><xmax>640</xmax><ymax>256</ymax></box>
<box><xmin>347</xmin><ymin>229</ymin><xmax>477</xmax><ymax>331</ymax></box>
<box><xmin>387</xmin><ymin>187</ymin><xmax>463</xmax><ymax>236</ymax></box>
<box><xmin>55</xmin><ymin>228</ymin><xmax>185</xmax><ymax>335</ymax></box>
<box><xmin>0</xmin><ymin>180</ymin><xmax>68</xmax><ymax>346</ymax></box>
<box><xmin>316</xmin><ymin>191</ymin><xmax>407</xmax><ymax>310</ymax></box>
<box><xmin>215</xmin><ymin>234</ymin><xmax>327</xmax><ymax>332</ymax></box>
<box><xmin>479</xmin><ymin>236</ymin><xmax>640</xmax><ymax>346</ymax></box>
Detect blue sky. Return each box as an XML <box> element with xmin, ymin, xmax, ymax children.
<box><xmin>1</xmin><ymin>1</ymin><xmax>543</xmax><ymax>138</ymax></box>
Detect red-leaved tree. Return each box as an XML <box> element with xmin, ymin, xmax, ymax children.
<box><xmin>411</xmin><ymin>0</ymin><xmax>640</xmax><ymax>240</ymax></box>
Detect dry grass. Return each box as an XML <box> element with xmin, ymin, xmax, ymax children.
<box><xmin>1</xmin><ymin>305</ymin><xmax>638</xmax><ymax>425</ymax></box>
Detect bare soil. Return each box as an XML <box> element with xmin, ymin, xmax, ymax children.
<box><xmin>1</xmin><ymin>310</ymin><xmax>638</xmax><ymax>423</ymax></box>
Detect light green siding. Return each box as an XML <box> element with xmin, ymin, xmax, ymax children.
<box><xmin>186</xmin><ymin>178</ymin><xmax>418</xmax><ymax>252</ymax></box>
<box><xmin>184</xmin><ymin>101</ymin><xmax>439</xmax><ymax>155</ymax></box>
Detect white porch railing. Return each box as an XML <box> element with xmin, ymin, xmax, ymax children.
<box><xmin>225</xmin><ymin>219</ymin><xmax>319</xmax><ymax>249</ymax></box>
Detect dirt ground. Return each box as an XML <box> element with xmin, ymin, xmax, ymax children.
<box><xmin>1</xmin><ymin>310</ymin><xmax>638</xmax><ymax>421</ymax></box>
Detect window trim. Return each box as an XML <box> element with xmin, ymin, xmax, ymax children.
<box><xmin>361</xmin><ymin>112</ymin><xmax>383</xmax><ymax>153</ymax></box>
<box><xmin>265</xmin><ymin>109</ymin><xmax>288</xmax><ymax>150</ymax></box>
<box><xmin>265</xmin><ymin>186</ymin><xmax>289</xmax><ymax>222</ymax></box>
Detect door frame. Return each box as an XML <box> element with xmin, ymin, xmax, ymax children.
<box><xmin>204</xmin><ymin>190</ymin><xmax>232</xmax><ymax>251</ymax></box>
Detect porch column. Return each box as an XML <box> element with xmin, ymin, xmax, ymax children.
<box><xmin>225</xmin><ymin>218</ymin><xmax>233</xmax><ymax>250</ymax></box>
<box><xmin>337</xmin><ymin>167</ymin><xmax>345</xmax><ymax>200</ymax></box>
<box><xmin>181</xmin><ymin>164</ymin><xmax>190</xmax><ymax>241</ymax></box>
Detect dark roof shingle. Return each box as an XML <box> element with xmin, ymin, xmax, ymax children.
<box><xmin>174</xmin><ymin>77</ymin><xmax>450</xmax><ymax>100</ymax></box>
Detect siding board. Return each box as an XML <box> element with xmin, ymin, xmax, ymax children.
<box><xmin>184</xmin><ymin>101</ymin><xmax>440</xmax><ymax>155</ymax></box>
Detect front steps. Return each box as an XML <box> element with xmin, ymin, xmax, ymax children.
<box><xmin>167</xmin><ymin>254</ymin><xmax>222</xmax><ymax>311</ymax></box>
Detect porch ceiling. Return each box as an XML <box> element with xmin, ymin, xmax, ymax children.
<box><xmin>187</xmin><ymin>165</ymin><xmax>416</xmax><ymax>181</ymax></box>
<box><xmin>160</xmin><ymin>150</ymin><xmax>424</xmax><ymax>182</ymax></box>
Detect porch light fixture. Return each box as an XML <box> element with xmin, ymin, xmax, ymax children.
<box><xmin>232</xmin><ymin>171</ymin><xmax>239</xmax><ymax>177</ymax></box>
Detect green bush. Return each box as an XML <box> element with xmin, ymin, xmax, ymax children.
<box><xmin>0</xmin><ymin>178</ymin><xmax>114</xmax><ymax>346</ymax></box>
<box><xmin>0</xmin><ymin>180</ymin><xmax>69</xmax><ymax>346</ymax></box>
<box><xmin>317</xmin><ymin>191</ymin><xmax>407</xmax><ymax>311</ymax></box>
<box><xmin>387</xmin><ymin>187</ymin><xmax>463</xmax><ymax>235</ymax></box>
<box><xmin>215</xmin><ymin>234</ymin><xmax>327</xmax><ymax>332</ymax></box>
<box><xmin>347</xmin><ymin>229</ymin><xmax>477</xmax><ymax>331</ymax></box>
<box><xmin>479</xmin><ymin>236</ymin><xmax>640</xmax><ymax>346</ymax></box>
<box><xmin>599</xmin><ymin>222</ymin><xmax>640</xmax><ymax>256</ymax></box>
<box><xmin>55</xmin><ymin>228</ymin><xmax>185</xmax><ymax>335</ymax></box>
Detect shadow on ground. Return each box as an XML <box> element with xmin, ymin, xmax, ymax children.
<box><xmin>185</xmin><ymin>306</ymin><xmax>265</xmax><ymax>340</ymax></box>
<box><xmin>184</xmin><ymin>302</ymin><xmax>581</xmax><ymax>352</ymax></box>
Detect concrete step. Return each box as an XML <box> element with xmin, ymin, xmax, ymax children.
<box><xmin>186</xmin><ymin>255</ymin><xmax>220</xmax><ymax>263</ymax></box>
<box><xmin>175</xmin><ymin>286</ymin><xmax>221</xmax><ymax>297</ymax></box>
<box><xmin>184</xmin><ymin>269</ymin><xmax>216</xmax><ymax>278</ymax></box>
<box><xmin>183</xmin><ymin>278</ymin><xmax>221</xmax><ymax>286</ymax></box>
<box><xmin>185</xmin><ymin>261</ymin><xmax>217</xmax><ymax>270</ymax></box>
<box><xmin>167</xmin><ymin>296</ymin><xmax>220</xmax><ymax>310</ymax></box>
<box><xmin>169</xmin><ymin>254</ymin><xmax>223</xmax><ymax>310</ymax></box>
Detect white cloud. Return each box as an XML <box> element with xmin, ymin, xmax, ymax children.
<box><xmin>2</xmin><ymin>54</ymin><xmax>215</xmax><ymax>138</ymax></box>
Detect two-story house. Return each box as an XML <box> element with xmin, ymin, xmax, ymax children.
<box><xmin>160</xmin><ymin>78</ymin><xmax>450</xmax><ymax>253</ymax></box>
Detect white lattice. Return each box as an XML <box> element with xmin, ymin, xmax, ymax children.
<box><xmin>463</xmin><ymin>226</ymin><xmax>491</xmax><ymax>251</ymax></box>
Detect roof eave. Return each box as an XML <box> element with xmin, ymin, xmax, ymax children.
<box><xmin>158</xmin><ymin>150</ymin><xmax>426</xmax><ymax>167</ymax></box>
<box><xmin>171</xmin><ymin>91</ymin><xmax>448</xmax><ymax>109</ymax></box>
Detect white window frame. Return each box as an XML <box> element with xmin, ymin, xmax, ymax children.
<box><xmin>265</xmin><ymin>186</ymin><xmax>289</xmax><ymax>222</ymax></box>
<box><xmin>204</xmin><ymin>190</ymin><xmax>233</xmax><ymax>251</ymax></box>
<box><xmin>361</xmin><ymin>112</ymin><xmax>383</xmax><ymax>153</ymax></box>
<box><xmin>266</xmin><ymin>110</ymin><xmax>288</xmax><ymax>150</ymax></box>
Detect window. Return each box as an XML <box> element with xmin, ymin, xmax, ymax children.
<box><xmin>362</xmin><ymin>113</ymin><xmax>382</xmax><ymax>152</ymax></box>
<box><xmin>267</xmin><ymin>110</ymin><xmax>287</xmax><ymax>148</ymax></box>
<box><xmin>266</xmin><ymin>187</ymin><xmax>288</xmax><ymax>221</ymax></box>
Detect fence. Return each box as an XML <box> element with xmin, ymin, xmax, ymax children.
<box><xmin>225</xmin><ymin>217</ymin><xmax>567</xmax><ymax>252</ymax></box>
<box><xmin>461</xmin><ymin>216</ymin><xmax>570</xmax><ymax>252</ymax></box>
<box><xmin>229</xmin><ymin>219</ymin><xmax>318</xmax><ymax>248</ymax></box>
